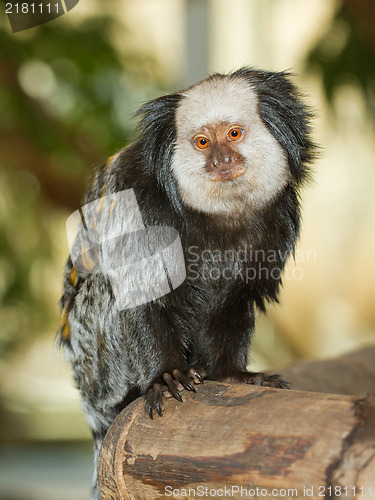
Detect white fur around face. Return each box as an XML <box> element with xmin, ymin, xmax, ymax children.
<box><xmin>171</xmin><ymin>76</ymin><xmax>290</xmax><ymax>215</ymax></box>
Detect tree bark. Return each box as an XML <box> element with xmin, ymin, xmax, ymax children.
<box><xmin>280</xmin><ymin>345</ymin><xmax>375</xmax><ymax>396</ymax></box>
<box><xmin>98</xmin><ymin>347</ymin><xmax>375</xmax><ymax>500</ymax></box>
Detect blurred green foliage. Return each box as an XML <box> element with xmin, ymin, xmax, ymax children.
<box><xmin>307</xmin><ymin>6</ymin><xmax>375</xmax><ymax>119</ymax></box>
<box><xmin>0</xmin><ymin>167</ymin><xmax>54</xmax><ymax>357</ymax></box>
<box><xmin>0</xmin><ymin>11</ymin><xmax>164</xmax><ymax>357</ymax></box>
<box><xmin>0</xmin><ymin>14</ymin><xmax>161</xmax><ymax>180</ymax></box>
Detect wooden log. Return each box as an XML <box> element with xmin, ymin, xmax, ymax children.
<box><xmin>98</xmin><ymin>381</ymin><xmax>375</xmax><ymax>500</ymax></box>
<box><xmin>279</xmin><ymin>345</ymin><xmax>375</xmax><ymax>396</ymax></box>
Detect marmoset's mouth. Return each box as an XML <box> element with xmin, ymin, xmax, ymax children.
<box><xmin>209</xmin><ymin>166</ymin><xmax>246</xmax><ymax>182</ymax></box>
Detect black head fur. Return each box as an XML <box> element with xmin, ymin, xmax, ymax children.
<box><xmin>231</xmin><ymin>68</ymin><xmax>316</xmax><ymax>184</ymax></box>
<box><xmin>134</xmin><ymin>93</ymin><xmax>185</xmax><ymax>217</ymax></box>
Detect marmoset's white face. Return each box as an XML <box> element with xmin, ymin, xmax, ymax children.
<box><xmin>171</xmin><ymin>76</ymin><xmax>290</xmax><ymax>215</ymax></box>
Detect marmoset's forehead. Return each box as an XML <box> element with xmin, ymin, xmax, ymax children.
<box><xmin>176</xmin><ymin>76</ymin><xmax>259</xmax><ymax>135</ymax></box>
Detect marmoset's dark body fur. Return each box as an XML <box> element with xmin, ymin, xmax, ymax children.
<box><xmin>57</xmin><ymin>68</ymin><xmax>315</xmax><ymax>499</ymax></box>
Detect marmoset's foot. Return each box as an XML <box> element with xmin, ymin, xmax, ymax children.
<box><xmin>145</xmin><ymin>368</ymin><xmax>204</xmax><ymax>418</ymax></box>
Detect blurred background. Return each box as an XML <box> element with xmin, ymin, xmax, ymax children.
<box><xmin>0</xmin><ymin>0</ymin><xmax>375</xmax><ymax>498</ymax></box>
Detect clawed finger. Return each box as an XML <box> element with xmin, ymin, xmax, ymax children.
<box><xmin>172</xmin><ymin>369</ymin><xmax>197</xmax><ymax>393</ymax></box>
<box><xmin>145</xmin><ymin>383</ymin><xmax>165</xmax><ymax>419</ymax></box>
<box><xmin>188</xmin><ymin>368</ymin><xmax>204</xmax><ymax>384</ymax></box>
<box><xmin>163</xmin><ymin>372</ymin><xmax>183</xmax><ymax>401</ymax></box>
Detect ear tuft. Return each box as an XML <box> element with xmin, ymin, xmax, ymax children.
<box><xmin>231</xmin><ymin>68</ymin><xmax>318</xmax><ymax>185</ymax></box>
<box><xmin>134</xmin><ymin>93</ymin><xmax>185</xmax><ymax>216</ymax></box>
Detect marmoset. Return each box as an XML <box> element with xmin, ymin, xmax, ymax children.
<box><xmin>57</xmin><ymin>67</ymin><xmax>316</xmax><ymax>500</ymax></box>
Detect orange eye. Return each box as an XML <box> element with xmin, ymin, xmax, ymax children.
<box><xmin>194</xmin><ymin>136</ymin><xmax>210</xmax><ymax>150</ymax></box>
<box><xmin>227</xmin><ymin>127</ymin><xmax>244</xmax><ymax>142</ymax></box>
